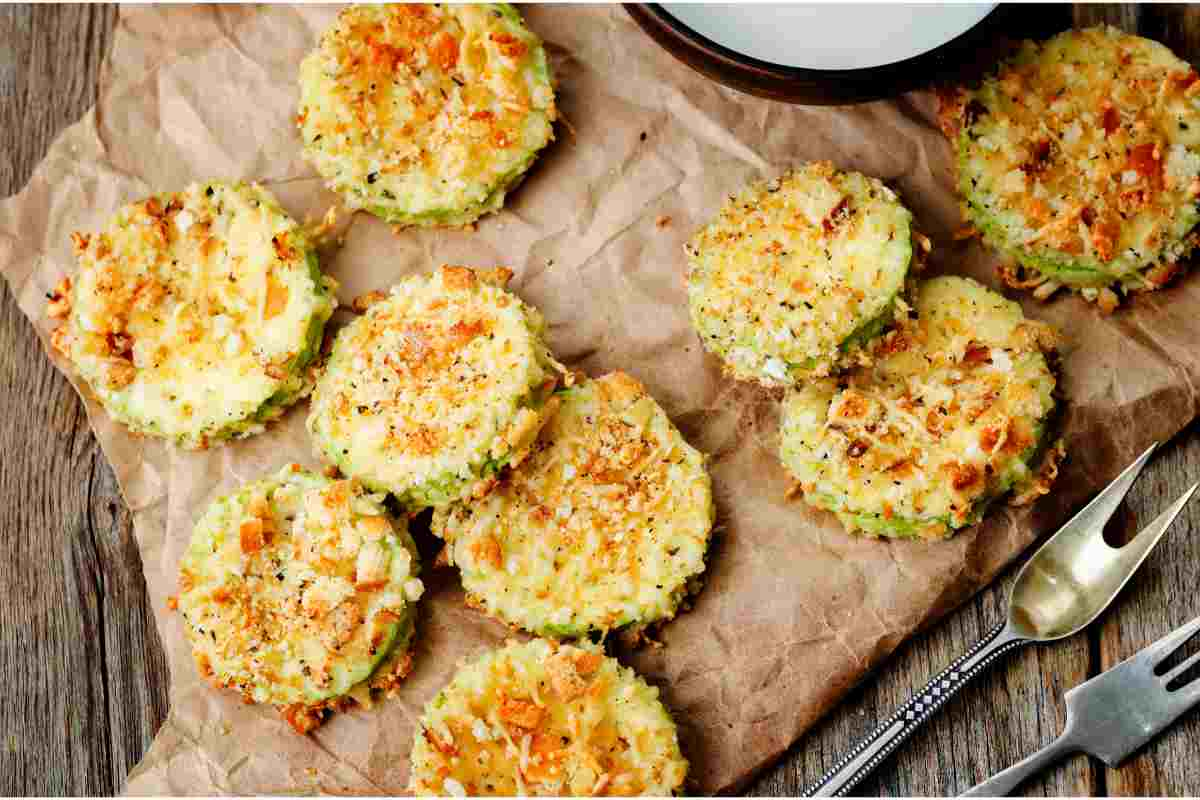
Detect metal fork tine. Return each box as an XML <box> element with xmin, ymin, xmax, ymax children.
<box><xmin>1123</xmin><ymin>482</ymin><xmax>1199</xmax><ymax>555</ymax></box>
<box><xmin>1059</xmin><ymin>442</ymin><xmax>1158</xmax><ymax>542</ymax></box>
<box><xmin>1164</xmin><ymin>671</ymin><xmax>1200</xmax><ymax>711</ymax></box>
<box><xmin>1138</xmin><ymin>614</ymin><xmax>1200</xmax><ymax>670</ymax></box>
<box><xmin>1162</xmin><ymin>646</ymin><xmax>1200</xmax><ymax>685</ymax></box>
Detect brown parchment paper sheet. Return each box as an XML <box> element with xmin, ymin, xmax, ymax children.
<box><xmin>4</xmin><ymin>4</ymin><xmax>1200</xmax><ymax>794</ymax></box>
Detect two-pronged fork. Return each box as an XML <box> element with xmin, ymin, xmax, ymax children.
<box><xmin>963</xmin><ymin>612</ymin><xmax>1200</xmax><ymax>795</ymax></box>
<box><xmin>805</xmin><ymin>443</ymin><xmax>1197</xmax><ymax>797</ymax></box>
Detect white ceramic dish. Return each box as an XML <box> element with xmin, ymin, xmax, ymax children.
<box><xmin>660</xmin><ymin>3</ymin><xmax>996</xmax><ymax>71</ymax></box>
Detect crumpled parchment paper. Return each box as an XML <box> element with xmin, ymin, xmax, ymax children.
<box><xmin>2</xmin><ymin>5</ymin><xmax>1199</xmax><ymax>795</ymax></box>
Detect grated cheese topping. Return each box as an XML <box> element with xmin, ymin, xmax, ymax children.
<box><xmin>686</xmin><ymin>162</ymin><xmax>913</xmax><ymax>386</ymax></box>
<box><xmin>49</xmin><ymin>182</ymin><xmax>336</xmax><ymax>448</ymax></box>
<box><xmin>409</xmin><ymin>639</ymin><xmax>688</xmax><ymax>796</ymax></box>
<box><xmin>177</xmin><ymin>464</ymin><xmax>422</xmax><ymax>724</ymax></box>
<box><xmin>952</xmin><ymin>26</ymin><xmax>1200</xmax><ymax>294</ymax></box>
<box><xmin>298</xmin><ymin>4</ymin><xmax>557</xmax><ymax>227</ymax></box>
<box><xmin>307</xmin><ymin>265</ymin><xmax>561</xmax><ymax>509</ymax></box>
<box><xmin>433</xmin><ymin>372</ymin><xmax>714</xmax><ymax>638</ymax></box>
<box><xmin>780</xmin><ymin>276</ymin><xmax>1059</xmax><ymax>539</ymax></box>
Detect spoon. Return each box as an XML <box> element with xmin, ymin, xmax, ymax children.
<box><xmin>805</xmin><ymin>442</ymin><xmax>1197</xmax><ymax>796</ymax></box>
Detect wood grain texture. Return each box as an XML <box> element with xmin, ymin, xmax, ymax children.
<box><xmin>0</xmin><ymin>4</ymin><xmax>168</xmax><ymax>797</ymax></box>
<box><xmin>2</xmin><ymin>4</ymin><xmax>1199</xmax><ymax>796</ymax></box>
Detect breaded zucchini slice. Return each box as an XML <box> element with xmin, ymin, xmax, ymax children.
<box><xmin>432</xmin><ymin>372</ymin><xmax>713</xmax><ymax>638</ymax></box>
<box><xmin>308</xmin><ymin>265</ymin><xmax>561</xmax><ymax>509</ymax></box>
<box><xmin>951</xmin><ymin>26</ymin><xmax>1200</xmax><ymax>305</ymax></box>
<box><xmin>177</xmin><ymin>463</ymin><xmax>424</xmax><ymax>732</ymax></box>
<box><xmin>780</xmin><ymin>276</ymin><xmax>1060</xmax><ymax>539</ymax></box>
<box><xmin>46</xmin><ymin>182</ymin><xmax>337</xmax><ymax>449</ymax></box>
<box><xmin>686</xmin><ymin>162</ymin><xmax>915</xmax><ymax>386</ymax></box>
<box><xmin>297</xmin><ymin>4</ymin><xmax>557</xmax><ymax>228</ymax></box>
<box><xmin>410</xmin><ymin>638</ymin><xmax>688</xmax><ymax>796</ymax></box>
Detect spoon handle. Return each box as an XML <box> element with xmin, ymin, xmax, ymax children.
<box><xmin>804</xmin><ymin>620</ymin><xmax>1027</xmax><ymax>797</ymax></box>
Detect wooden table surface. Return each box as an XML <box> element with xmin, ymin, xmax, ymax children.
<box><xmin>3</xmin><ymin>4</ymin><xmax>1200</xmax><ymax>796</ymax></box>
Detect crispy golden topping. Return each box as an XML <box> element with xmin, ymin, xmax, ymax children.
<box><xmin>781</xmin><ymin>276</ymin><xmax>1059</xmax><ymax>539</ymax></box>
<box><xmin>298</xmin><ymin>4</ymin><xmax>556</xmax><ymax>226</ymax></box>
<box><xmin>434</xmin><ymin>372</ymin><xmax>713</xmax><ymax>637</ymax></box>
<box><xmin>45</xmin><ymin>276</ymin><xmax>72</xmax><ymax>319</ymax></box>
<box><xmin>54</xmin><ymin>183</ymin><xmax>337</xmax><ymax>447</ymax></box>
<box><xmin>178</xmin><ymin>465</ymin><xmax>423</xmax><ymax>727</ymax></box>
<box><xmin>955</xmin><ymin>27</ymin><xmax>1200</xmax><ymax>294</ymax></box>
<box><xmin>410</xmin><ymin>639</ymin><xmax>687</xmax><ymax>796</ymax></box>
<box><xmin>687</xmin><ymin>162</ymin><xmax>914</xmax><ymax>385</ymax></box>
<box><xmin>308</xmin><ymin>264</ymin><xmax>561</xmax><ymax>508</ymax></box>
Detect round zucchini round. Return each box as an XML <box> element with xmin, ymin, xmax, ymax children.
<box><xmin>51</xmin><ymin>182</ymin><xmax>336</xmax><ymax>448</ymax></box>
<box><xmin>410</xmin><ymin>638</ymin><xmax>688</xmax><ymax>796</ymax></box>
<box><xmin>177</xmin><ymin>464</ymin><xmax>424</xmax><ymax>716</ymax></box>
<box><xmin>307</xmin><ymin>265</ymin><xmax>561</xmax><ymax>509</ymax></box>
<box><xmin>686</xmin><ymin>162</ymin><xmax>914</xmax><ymax>386</ymax></box>
<box><xmin>780</xmin><ymin>276</ymin><xmax>1059</xmax><ymax>539</ymax></box>
<box><xmin>432</xmin><ymin>371</ymin><xmax>713</xmax><ymax>638</ymax></box>
<box><xmin>297</xmin><ymin>4</ymin><xmax>557</xmax><ymax>228</ymax></box>
<box><xmin>955</xmin><ymin>26</ymin><xmax>1200</xmax><ymax>298</ymax></box>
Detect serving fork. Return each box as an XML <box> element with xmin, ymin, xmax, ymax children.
<box><xmin>805</xmin><ymin>443</ymin><xmax>1197</xmax><ymax>797</ymax></box>
<box><xmin>963</xmin><ymin>611</ymin><xmax>1200</xmax><ymax>795</ymax></box>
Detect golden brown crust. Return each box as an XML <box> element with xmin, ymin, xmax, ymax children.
<box><xmin>435</xmin><ymin>371</ymin><xmax>713</xmax><ymax>638</ymax></box>
<box><xmin>781</xmin><ymin>276</ymin><xmax>1060</xmax><ymax>538</ymax></box>
<box><xmin>1012</xmin><ymin>437</ymin><xmax>1067</xmax><ymax>507</ymax></box>
<box><xmin>178</xmin><ymin>466</ymin><xmax>423</xmax><ymax>732</ymax></box>
<box><xmin>308</xmin><ymin>264</ymin><xmax>559</xmax><ymax>508</ymax></box>
<box><xmin>410</xmin><ymin>639</ymin><xmax>687</xmax><ymax>796</ymax></box>
<box><xmin>955</xmin><ymin>27</ymin><xmax>1200</xmax><ymax>296</ymax></box>
<box><xmin>298</xmin><ymin>5</ymin><xmax>556</xmax><ymax>226</ymax></box>
<box><xmin>351</xmin><ymin>289</ymin><xmax>388</xmax><ymax>314</ymax></box>
<box><xmin>45</xmin><ymin>276</ymin><xmax>72</xmax><ymax>320</ymax></box>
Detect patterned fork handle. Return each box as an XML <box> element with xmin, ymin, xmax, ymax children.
<box><xmin>804</xmin><ymin>620</ymin><xmax>1028</xmax><ymax>797</ymax></box>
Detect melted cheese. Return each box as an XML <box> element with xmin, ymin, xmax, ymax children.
<box><xmin>686</xmin><ymin>162</ymin><xmax>913</xmax><ymax>386</ymax></box>
<box><xmin>298</xmin><ymin>4</ymin><xmax>557</xmax><ymax>227</ymax></box>
<box><xmin>956</xmin><ymin>26</ymin><xmax>1200</xmax><ymax>292</ymax></box>
<box><xmin>178</xmin><ymin>464</ymin><xmax>422</xmax><ymax>711</ymax></box>
<box><xmin>58</xmin><ymin>182</ymin><xmax>336</xmax><ymax>447</ymax></box>
<box><xmin>433</xmin><ymin>372</ymin><xmax>713</xmax><ymax>637</ymax></box>
<box><xmin>308</xmin><ymin>265</ymin><xmax>561</xmax><ymax>509</ymax></box>
<box><xmin>780</xmin><ymin>276</ymin><xmax>1059</xmax><ymax>539</ymax></box>
<box><xmin>410</xmin><ymin>639</ymin><xmax>687</xmax><ymax>796</ymax></box>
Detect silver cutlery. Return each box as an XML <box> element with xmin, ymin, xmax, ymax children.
<box><xmin>805</xmin><ymin>442</ymin><xmax>1197</xmax><ymax>797</ymax></box>
<box><xmin>963</xmin><ymin>611</ymin><xmax>1200</xmax><ymax>796</ymax></box>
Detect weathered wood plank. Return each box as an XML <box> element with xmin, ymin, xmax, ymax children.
<box><xmin>0</xmin><ymin>5</ymin><xmax>167</xmax><ymax>796</ymax></box>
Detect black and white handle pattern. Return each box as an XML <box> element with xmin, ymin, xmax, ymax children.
<box><xmin>804</xmin><ymin>620</ymin><xmax>1028</xmax><ymax>797</ymax></box>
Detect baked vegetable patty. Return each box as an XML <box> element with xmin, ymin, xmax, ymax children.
<box><xmin>780</xmin><ymin>276</ymin><xmax>1060</xmax><ymax>539</ymax></box>
<box><xmin>178</xmin><ymin>464</ymin><xmax>424</xmax><ymax>728</ymax></box>
<box><xmin>308</xmin><ymin>265</ymin><xmax>561</xmax><ymax>509</ymax></box>
<box><xmin>298</xmin><ymin>3</ymin><xmax>557</xmax><ymax>227</ymax></box>
<box><xmin>46</xmin><ymin>182</ymin><xmax>336</xmax><ymax>448</ymax></box>
<box><xmin>951</xmin><ymin>26</ymin><xmax>1200</xmax><ymax>304</ymax></box>
<box><xmin>432</xmin><ymin>372</ymin><xmax>713</xmax><ymax>638</ymax></box>
<box><xmin>410</xmin><ymin>638</ymin><xmax>688</xmax><ymax>796</ymax></box>
<box><xmin>686</xmin><ymin>162</ymin><xmax>915</xmax><ymax>385</ymax></box>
